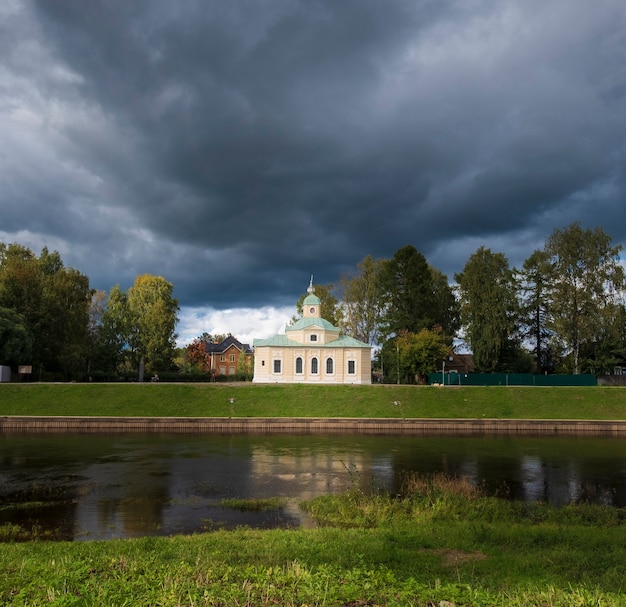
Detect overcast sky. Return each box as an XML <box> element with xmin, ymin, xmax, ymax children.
<box><xmin>2</xmin><ymin>0</ymin><xmax>625</xmax><ymax>346</ymax></box>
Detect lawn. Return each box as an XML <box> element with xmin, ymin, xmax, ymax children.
<box><xmin>1</xmin><ymin>382</ymin><xmax>626</xmax><ymax>419</ymax></box>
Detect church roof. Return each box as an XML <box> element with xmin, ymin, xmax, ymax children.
<box><xmin>253</xmin><ymin>335</ymin><xmax>301</xmax><ymax>347</ymax></box>
<box><xmin>253</xmin><ymin>332</ymin><xmax>370</xmax><ymax>349</ymax></box>
<box><xmin>287</xmin><ymin>316</ymin><xmax>338</xmax><ymax>332</ymax></box>
<box><xmin>303</xmin><ymin>293</ymin><xmax>321</xmax><ymax>306</ymax></box>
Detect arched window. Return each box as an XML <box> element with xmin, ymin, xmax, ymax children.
<box><xmin>295</xmin><ymin>357</ymin><xmax>303</xmax><ymax>374</ymax></box>
<box><xmin>326</xmin><ymin>357</ymin><xmax>334</xmax><ymax>374</ymax></box>
<box><xmin>311</xmin><ymin>357</ymin><xmax>318</xmax><ymax>374</ymax></box>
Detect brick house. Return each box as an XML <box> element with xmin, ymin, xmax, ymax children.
<box><xmin>205</xmin><ymin>336</ymin><xmax>253</xmax><ymax>377</ymax></box>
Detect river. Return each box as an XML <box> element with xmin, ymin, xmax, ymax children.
<box><xmin>1</xmin><ymin>433</ymin><xmax>625</xmax><ymax>540</ymax></box>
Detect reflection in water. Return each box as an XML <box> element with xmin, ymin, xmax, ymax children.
<box><xmin>1</xmin><ymin>433</ymin><xmax>626</xmax><ymax>540</ymax></box>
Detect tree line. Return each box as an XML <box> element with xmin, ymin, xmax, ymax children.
<box><xmin>309</xmin><ymin>222</ymin><xmax>625</xmax><ymax>382</ymax></box>
<box><xmin>1</xmin><ymin>222</ymin><xmax>624</xmax><ymax>382</ymax></box>
<box><xmin>0</xmin><ymin>243</ymin><xmax>179</xmax><ymax>381</ymax></box>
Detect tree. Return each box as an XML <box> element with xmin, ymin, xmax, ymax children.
<box><xmin>338</xmin><ymin>255</ymin><xmax>385</xmax><ymax>344</ymax></box>
<box><xmin>544</xmin><ymin>223</ymin><xmax>625</xmax><ymax>374</ymax></box>
<box><xmin>455</xmin><ymin>247</ymin><xmax>520</xmax><ymax>372</ymax></box>
<box><xmin>517</xmin><ymin>249</ymin><xmax>554</xmax><ymax>373</ymax></box>
<box><xmin>185</xmin><ymin>338</ymin><xmax>212</xmax><ymax>372</ymax></box>
<box><xmin>127</xmin><ymin>274</ymin><xmax>180</xmax><ymax>378</ymax></box>
<box><xmin>429</xmin><ymin>266</ymin><xmax>460</xmax><ymax>341</ymax></box>
<box><xmin>0</xmin><ymin>243</ymin><xmax>91</xmax><ymax>379</ymax></box>
<box><xmin>397</xmin><ymin>328</ymin><xmax>449</xmax><ymax>384</ymax></box>
<box><xmin>379</xmin><ymin>245</ymin><xmax>436</xmax><ymax>338</ymax></box>
<box><xmin>99</xmin><ymin>285</ymin><xmax>133</xmax><ymax>377</ymax></box>
<box><xmin>0</xmin><ymin>307</ymin><xmax>33</xmax><ymax>368</ymax></box>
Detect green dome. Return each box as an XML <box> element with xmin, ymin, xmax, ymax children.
<box><xmin>303</xmin><ymin>293</ymin><xmax>321</xmax><ymax>306</ymax></box>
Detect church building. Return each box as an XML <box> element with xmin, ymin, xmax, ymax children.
<box><xmin>253</xmin><ymin>280</ymin><xmax>372</xmax><ymax>384</ymax></box>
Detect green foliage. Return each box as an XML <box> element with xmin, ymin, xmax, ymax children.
<box><xmin>338</xmin><ymin>255</ymin><xmax>386</xmax><ymax>344</ymax></box>
<box><xmin>99</xmin><ymin>275</ymin><xmax>180</xmax><ymax>378</ymax></box>
<box><xmin>456</xmin><ymin>246</ymin><xmax>521</xmax><ymax>372</ymax></box>
<box><xmin>0</xmin><ymin>243</ymin><xmax>91</xmax><ymax>379</ymax></box>
<box><xmin>545</xmin><ymin>222</ymin><xmax>625</xmax><ymax>374</ymax></box>
<box><xmin>517</xmin><ymin>249</ymin><xmax>554</xmax><ymax>373</ymax></box>
<box><xmin>380</xmin><ymin>245</ymin><xmax>437</xmax><ymax>337</ymax></box>
<box><xmin>396</xmin><ymin>328</ymin><xmax>449</xmax><ymax>384</ymax></box>
<box><xmin>0</xmin><ymin>307</ymin><xmax>33</xmax><ymax>367</ymax></box>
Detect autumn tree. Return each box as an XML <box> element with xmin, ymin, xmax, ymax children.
<box><xmin>127</xmin><ymin>274</ymin><xmax>180</xmax><ymax>378</ymax></box>
<box><xmin>185</xmin><ymin>338</ymin><xmax>212</xmax><ymax>372</ymax></box>
<box><xmin>455</xmin><ymin>247</ymin><xmax>520</xmax><ymax>372</ymax></box>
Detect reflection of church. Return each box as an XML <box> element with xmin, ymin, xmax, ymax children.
<box><xmin>253</xmin><ymin>280</ymin><xmax>372</xmax><ymax>384</ymax></box>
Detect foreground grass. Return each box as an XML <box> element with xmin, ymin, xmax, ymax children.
<box><xmin>2</xmin><ymin>475</ymin><xmax>626</xmax><ymax>606</ymax></box>
<box><xmin>2</xmin><ymin>382</ymin><xmax>626</xmax><ymax>419</ymax></box>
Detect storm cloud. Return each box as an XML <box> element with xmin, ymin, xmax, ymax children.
<box><xmin>2</xmin><ymin>0</ymin><xmax>625</xmax><ymax>339</ymax></box>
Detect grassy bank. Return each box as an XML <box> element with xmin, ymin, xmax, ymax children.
<box><xmin>1</xmin><ymin>382</ymin><xmax>626</xmax><ymax>419</ymax></box>
<box><xmin>2</xmin><ymin>475</ymin><xmax>626</xmax><ymax>606</ymax></box>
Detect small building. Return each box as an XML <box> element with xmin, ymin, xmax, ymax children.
<box><xmin>205</xmin><ymin>336</ymin><xmax>253</xmax><ymax>377</ymax></box>
<box><xmin>253</xmin><ymin>280</ymin><xmax>372</xmax><ymax>384</ymax></box>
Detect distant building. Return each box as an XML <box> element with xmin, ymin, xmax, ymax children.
<box><xmin>205</xmin><ymin>336</ymin><xmax>253</xmax><ymax>377</ymax></box>
<box><xmin>253</xmin><ymin>279</ymin><xmax>372</xmax><ymax>384</ymax></box>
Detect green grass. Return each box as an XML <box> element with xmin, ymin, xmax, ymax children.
<box><xmin>1</xmin><ymin>382</ymin><xmax>626</xmax><ymax>419</ymax></box>
<box><xmin>2</xmin><ymin>475</ymin><xmax>626</xmax><ymax>605</ymax></box>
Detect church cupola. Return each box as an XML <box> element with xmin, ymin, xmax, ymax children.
<box><xmin>302</xmin><ymin>276</ymin><xmax>321</xmax><ymax>318</ymax></box>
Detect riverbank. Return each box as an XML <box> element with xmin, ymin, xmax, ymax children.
<box><xmin>2</xmin><ymin>475</ymin><xmax>626</xmax><ymax>606</ymax></box>
<box><xmin>4</xmin><ymin>415</ymin><xmax>626</xmax><ymax>435</ymax></box>
<box><xmin>2</xmin><ymin>383</ymin><xmax>626</xmax><ymax>420</ymax></box>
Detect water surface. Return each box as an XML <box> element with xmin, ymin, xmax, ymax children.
<box><xmin>1</xmin><ymin>433</ymin><xmax>625</xmax><ymax>540</ymax></box>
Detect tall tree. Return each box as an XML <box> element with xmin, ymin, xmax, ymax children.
<box><xmin>429</xmin><ymin>266</ymin><xmax>460</xmax><ymax>341</ymax></box>
<box><xmin>338</xmin><ymin>255</ymin><xmax>385</xmax><ymax>344</ymax></box>
<box><xmin>99</xmin><ymin>285</ymin><xmax>133</xmax><ymax>377</ymax></box>
<box><xmin>380</xmin><ymin>245</ymin><xmax>436</xmax><ymax>338</ymax></box>
<box><xmin>517</xmin><ymin>249</ymin><xmax>554</xmax><ymax>373</ymax></box>
<box><xmin>455</xmin><ymin>246</ymin><xmax>519</xmax><ymax>372</ymax></box>
<box><xmin>544</xmin><ymin>223</ymin><xmax>625</xmax><ymax>374</ymax></box>
<box><xmin>127</xmin><ymin>274</ymin><xmax>180</xmax><ymax>378</ymax></box>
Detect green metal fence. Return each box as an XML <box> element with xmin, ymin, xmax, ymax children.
<box><xmin>427</xmin><ymin>372</ymin><xmax>597</xmax><ymax>386</ymax></box>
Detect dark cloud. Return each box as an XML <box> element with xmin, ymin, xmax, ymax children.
<box><xmin>1</xmin><ymin>0</ymin><xmax>625</xmax><ymax>314</ymax></box>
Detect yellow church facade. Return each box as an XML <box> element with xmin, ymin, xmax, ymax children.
<box><xmin>253</xmin><ymin>281</ymin><xmax>372</xmax><ymax>384</ymax></box>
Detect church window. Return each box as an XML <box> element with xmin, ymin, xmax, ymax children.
<box><xmin>295</xmin><ymin>357</ymin><xmax>303</xmax><ymax>374</ymax></box>
<box><xmin>310</xmin><ymin>334</ymin><xmax>317</xmax><ymax>342</ymax></box>
<box><xmin>273</xmin><ymin>360</ymin><xmax>282</xmax><ymax>373</ymax></box>
<box><xmin>326</xmin><ymin>357</ymin><xmax>334</xmax><ymax>374</ymax></box>
<box><xmin>311</xmin><ymin>357</ymin><xmax>318</xmax><ymax>374</ymax></box>
<box><xmin>347</xmin><ymin>360</ymin><xmax>356</xmax><ymax>374</ymax></box>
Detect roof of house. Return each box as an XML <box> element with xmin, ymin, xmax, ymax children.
<box><xmin>205</xmin><ymin>336</ymin><xmax>253</xmax><ymax>354</ymax></box>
